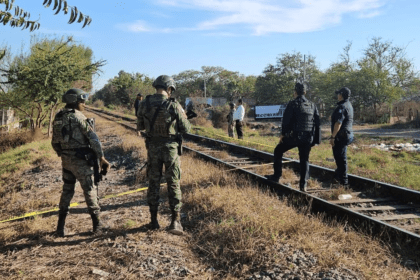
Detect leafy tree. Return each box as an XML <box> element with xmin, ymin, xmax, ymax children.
<box><xmin>343</xmin><ymin>38</ymin><xmax>417</xmax><ymax>121</ymax></box>
<box><xmin>312</xmin><ymin>38</ymin><xmax>417</xmax><ymax>122</ymax></box>
<box><xmin>361</xmin><ymin>38</ymin><xmax>416</xmax><ymax>108</ymax></box>
<box><xmin>254</xmin><ymin>72</ymin><xmax>295</xmax><ymax>105</ymax></box>
<box><xmin>0</xmin><ymin>36</ymin><xmax>105</xmax><ymax>135</ymax></box>
<box><xmin>174</xmin><ymin>66</ymin><xmax>256</xmax><ymax>104</ymax></box>
<box><xmin>173</xmin><ymin>70</ymin><xmax>202</xmax><ymax>102</ymax></box>
<box><xmin>93</xmin><ymin>71</ymin><xmax>155</xmax><ymax>108</ymax></box>
<box><xmin>255</xmin><ymin>51</ymin><xmax>319</xmax><ymax>105</ymax></box>
<box><xmin>0</xmin><ymin>0</ymin><xmax>92</xmax><ymax>31</ymax></box>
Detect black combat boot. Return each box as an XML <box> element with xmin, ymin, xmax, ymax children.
<box><xmin>55</xmin><ymin>211</ymin><xmax>67</xmax><ymax>237</ymax></box>
<box><xmin>168</xmin><ymin>210</ymin><xmax>183</xmax><ymax>235</ymax></box>
<box><xmin>90</xmin><ymin>213</ymin><xmax>105</xmax><ymax>233</ymax></box>
<box><xmin>265</xmin><ymin>175</ymin><xmax>280</xmax><ymax>183</ymax></box>
<box><xmin>149</xmin><ymin>207</ymin><xmax>160</xmax><ymax>230</ymax></box>
<box><xmin>300</xmin><ymin>182</ymin><xmax>307</xmax><ymax>192</ymax></box>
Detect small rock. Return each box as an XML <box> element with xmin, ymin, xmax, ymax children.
<box><xmin>304</xmin><ymin>271</ymin><xmax>314</xmax><ymax>277</ymax></box>
<box><xmin>92</xmin><ymin>269</ymin><xmax>109</xmax><ymax>277</ymax></box>
<box><xmin>207</xmin><ymin>267</ymin><xmax>215</xmax><ymax>273</ymax></box>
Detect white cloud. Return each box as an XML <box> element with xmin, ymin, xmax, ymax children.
<box><xmin>358</xmin><ymin>10</ymin><xmax>382</xmax><ymax>18</ymax></box>
<box><xmin>117</xmin><ymin>20</ymin><xmax>151</xmax><ymax>32</ymax></box>
<box><xmin>151</xmin><ymin>0</ymin><xmax>386</xmax><ymax>35</ymax></box>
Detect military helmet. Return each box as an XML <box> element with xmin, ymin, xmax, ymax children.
<box><xmin>335</xmin><ymin>87</ymin><xmax>351</xmax><ymax>99</ymax></box>
<box><xmin>229</xmin><ymin>102</ymin><xmax>235</xmax><ymax>108</ymax></box>
<box><xmin>62</xmin><ymin>88</ymin><xmax>88</xmax><ymax>104</ymax></box>
<box><xmin>153</xmin><ymin>75</ymin><xmax>176</xmax><ymax>91</ymax></box>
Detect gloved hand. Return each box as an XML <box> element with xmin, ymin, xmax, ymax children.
<box><xmin>100</xmin><ymin>157</ymin><xmax>110</xmax><ymax>175</ymax></box>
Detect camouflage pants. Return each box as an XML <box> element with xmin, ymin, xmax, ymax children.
<box><xmin>228</xmin><ymin>123</ymin><xmax>235</xmax><ymax>138</ymax></box>
<box><xmin>147</xmin><ymin>142</ymin><xmax>182</xmax><ymax>212</ymax></box>
<box><xmin>59</xmin><ymin>154</ymin><xmax>100</xmax><ymax>215</ymax></box>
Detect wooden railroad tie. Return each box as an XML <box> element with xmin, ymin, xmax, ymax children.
<box><xmin>225</xmin><ymin>161</ymin><xmax>292</xmax><ymax>172</ymax></box>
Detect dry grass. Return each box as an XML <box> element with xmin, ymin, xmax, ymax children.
<box><xmin>1</xmin><ymin>110</ymin><xmax>419</xmax><ymax>279</ymax></box>
<box><xmin>317</xmin><ymin>185</ymin><xmax>353</xmax><ymax>200</ymax></box>
<box><xmin>0</xmin><ymin>131</ymin><xmax>33</xmax><ymax>153</ymax></box>
<box><xmin>180</xmin><ymin>156</ymin><xmax>419</xmax><ymax>278</ymax></box>
<box><xmin>92</xmin><ymin>99</ymin><xmax>105</xmax><ymax>109</ymax></box>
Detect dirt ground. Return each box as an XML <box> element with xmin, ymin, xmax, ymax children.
<box><xmin>0</xmin><ymin>112</ymin><xmax>213</xmax><ymax>280</ymax></box>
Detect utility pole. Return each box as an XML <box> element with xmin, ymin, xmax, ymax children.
<box><xmin>303</xmin><ymin>54</ymin><xmax>306</xmax><ymax>82</ymax></box>
<box><xmin>204</xmin><ymin>78</ymin><xmax>206</xmax><ymax>99</ymax></box>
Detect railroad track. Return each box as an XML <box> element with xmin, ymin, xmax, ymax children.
<box><xmin>86</xmin><ymin>106</ymin><xmax>420</xmax><ymax>248</ymax></box>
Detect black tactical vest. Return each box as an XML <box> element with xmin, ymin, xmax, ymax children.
<box><xmin>292</xmin><ymin>96</ymin><xmax>315</xmax><ymax>132</ymax></box>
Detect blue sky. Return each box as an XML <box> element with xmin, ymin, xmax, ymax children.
<box><xmin>1</xmin><ymin>0</ymin><xmax>419</xmax><ymax>92</ymax></box>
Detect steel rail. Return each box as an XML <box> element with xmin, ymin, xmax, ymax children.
<box><xmin>87</xmin><ymin>105</ymin><xmax>420</xmax><ymax>203</ymax></box>
<box><xmin>86</xmin><ymin>107</ymin><xmax>420</xmax><ymax>248</ymax></box>
<box><xmin>184</xmin><ymin>133</ymin><xmax>420</xmax><ymax>204</ymax></box>
<box><xmin>184</xmin><ymin>145</ymin><xmax>420</xmax><ymax>247</ymax></box>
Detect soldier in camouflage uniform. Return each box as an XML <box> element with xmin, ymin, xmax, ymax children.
<box><xmin>137</xmin><ymin>75</ymin><xmax>191</xmax><ymax>235</ymax></box>
<box><xmin>51</xmin><ymin>88</ymin><xmax>110</xmax><ymax>237</ymax></box>
<box><xmin>227</xmin><ymin>102</ymin><xmax>236</xmax><ymax>138</ymax></box>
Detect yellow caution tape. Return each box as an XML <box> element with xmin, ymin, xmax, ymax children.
<box><xmin>0</xmin><ymin>186</ymin><xmax>156</xmax><ymax>224</ymax></box>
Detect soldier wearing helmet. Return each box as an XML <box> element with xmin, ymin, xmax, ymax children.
<box><xmin>329</xmin><ymin>87</ymin><xmax>354</xmax><ymax>186</ymax></box>
<box><xmin>51</xmin><ymin>88</ymin><xmax>110</xmax><ymax>237</ymax></box>
<box><xmin>227</xmin><ymin>102</ymin><xmax>236</xmax><ymax>138</ymax></box>
<box><xmin>137</xmin><ymin>75</ymin><xmax>191</xmax><ymax>235</ymax></box>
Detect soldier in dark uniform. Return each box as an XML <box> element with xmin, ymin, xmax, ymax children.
<box><xmin>137</xmin><ymin>75</ymin><xmax>191</xmax><ymax>235</ymax></box>
<box><xmin>51</xmin><ymin>88</ymin><xmax>110</xmax><ymax>237</ymax></box>
<box><xmin>330</xmin><ymin>87</ymin><xmax>354</xmax><ymax>186</ymax></box>
<box><xmin>266</xmin><ymin>83</ymin><xmax>320</xmax><ymax>192</ymax></box>
<box><xmin>134</xmin><ymin>93</ymin><xmax>143</xmax><ymax>116</ymax></box>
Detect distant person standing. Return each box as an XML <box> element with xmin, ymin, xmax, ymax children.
<box><xmin>330</xmin><ymin>87</ymin><xmax>354</xmax><ymax>186</ymax></box>
<box><xmin>266</xmin><ymin>83</ymin><xmax>320</xmax><ymax>192</ymax></box>
<box><xmin>233</xmin><ymin>99</ymin><xmax>245</xmax><ymax>139</ymax></box>
<box><xmin>227</xmin><ymin>102</ymin><xmax>236</xmax><ymax>138</ymax></box>
<box><xmin>134</xmin><ymin>94</ymin><xmax>143</xmax><ymax>116</ymax></box>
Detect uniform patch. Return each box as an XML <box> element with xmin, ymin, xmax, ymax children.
<box><xmin>54</xmin><ymin>120</ymin><xmax>63</xmax><ymax>125</ymax></box>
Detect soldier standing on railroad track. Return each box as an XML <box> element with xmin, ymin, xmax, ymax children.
<box><xmin>266</xmin><ymin>83</ymin><xmax>320</xmax><ymax>192</ymax></box>
<box><xmin>329</xmin><ymin>87</ymin><xmax>354</xmax><ymax>186</ymax></box>
<box><xmin>137</xmin><ymin>75</ymin><xmax>191</xmax><ymax>235</ymax></box>
<box><xmin>51</xmin><ymin>88</ymin><xmax>110</xmax><ymax>237</ymax></box>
